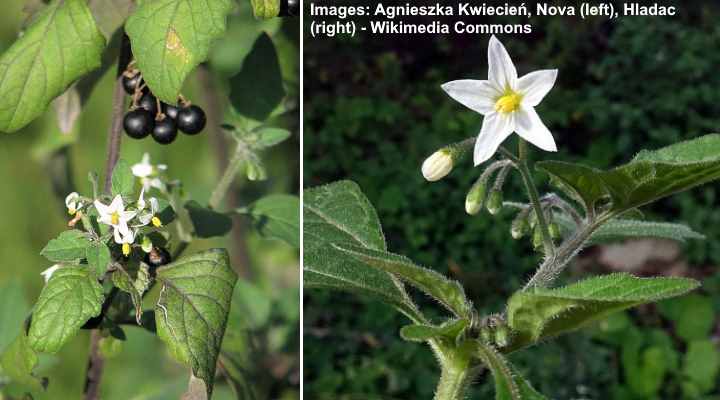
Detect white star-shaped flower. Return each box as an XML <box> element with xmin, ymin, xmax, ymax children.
<box><xmin>65</xmin><ymin>192</ymin><xmax>83</xmax><ymax>215</ymax></box>
<box><xmin>114</xmin><ymin>226</ymin><xmax>137</xmax><ymax>256</ymax></box>
<box><xmin>137</xmin><ymin>189</ymin><xmax>162</xmax><ymax>228</ymax></box>
<box><xmin>442</xmin><ymin>35</ymin><xmax>558</xmax><ymax>165</ymax></box>
<box><xmin>131</xmin><ymin>153</ymin><xmax>166</xmax><ymax>192</ymax></box>
<box><xmin>94</xmin><ymin>195</ymin><xmax>136</xmax><ymax>236</ymax></box>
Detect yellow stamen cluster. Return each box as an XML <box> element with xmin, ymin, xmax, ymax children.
<box><xmin>111</xmin><ymin>212</ymin><xmax>120</xmax><ymax>225</ymax></box>
<box><xmin>495</xmin><ymin>91</ymin><xmax>522</xmax><ymax>114</ymax></box>
<box><xmin>151</xmin><ymin>216</ymin><xmax>163</xmax><ymax>228</ymax></box>
<box><xmin>122</xmin><ymin>243</ymin><xmax>131</xmax><ymax>256</ymax></box>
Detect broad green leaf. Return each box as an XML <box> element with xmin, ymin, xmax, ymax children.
<box><xmin>0</xmin><ymin>333</ymin><xmax>45</xmax><ymax>392</ymax></box>
<box><xmin>28</xmin><ymin>266</ymin><xmax>104</xmax><ymax>353</ymax></box>
<box><xmin>111</xmin><ymin>159</ymin><xmax>134</xmax><ymax>197</ymax></box>
<box><xmin>0</xmin><ymin>280</ymin><xmax>29</xmax><ymax>353</ymax></box>
<box><xmin>40</xmin><ymin>230</ymin><xmax>91</xmax><ymax>262</ymax></box>
<box><xmin>154</xmin><ymin>249</ymin><xmax>238</xmax><ymax>398</ymax></box>
<box><xmin>125</xmin><ymin>0</ymin><xmax>233</xmax><ymax>103</ymax></box>
<box><xmin>476</xmin><ymin>343</ymin><xmax>547</xmax><ymax>400</ymax></box>
<box><xmin>209</xmin><ymin>10</ymin><xmax>281</xmax><ymax>75</ymax></box>
<box><xmin>250</xmin><ymin>0</ymin><xmax>280</xmax><ymax>19</ymax></box>
<box><xmin>88</xmin><ymin>0</ymin><xmax>134</xmax><ymax>38</ymax></box>
<box><xmin>399</xmin><ymin>319</ymin><xmax>468</xmax><ymax>343</ymax></box>
<box><xmin>683</xmin><ymin>340</ymin><xmax>720</xmax><ymax>394</ymax></box>
<box><xmin>229</xmin><ymin>33</ymin><xmax>285</xmax><ymax>121</ymax></box>
<box><xmin>244</xmin><ymin>194</ymin><xmax>299</xmax><ymax>248</ymax></box>
<box><xmin>658</xmin><ymin>294</ymin><xmax>714</xmax><ymax>342</ymax></box>
<box><xmin>304</xmin><ymin>181</ymin><xmax>424</xmax><ymax>323</ymax></box>
<box><xmin>554</xmin><ymin>214</ymin><xmax>705</xmax><ymax>244</ymax></box>
<box><xmin>186</xmin><ymin>201</ymin><xmax>233</xmax><ymax>238</ymax></box>
<box><xmin>86</xmin><ymin>242</ymin><xmax>111</xmax><ymax>276</ymax></box>
<box><xmin>336</xmin><ymin>244</ymin><xmax>473</xmax><ymax>319</ymax></box>
<box><xmin>539</xmin><ymin>134</ymin><xmax>720</xmax><ymax>214</ymax></box>
<box><xmin>0</xmin><ymin>0</ymin><xmax>106</xmax><ymax>133</ymax></box>
<box><xmin>506</xmin><ymin>273</ymin><xmax>699</xmax><ymax>351</ymax></box>
<box><xmin>253</xmin><ymin>127</ymin><xmax>291</xmax><ymax>149</ymax></box>
<box><xmin>111</xmin><ymin>268</ymin><xmax>143</xmax><ymax>325</ymax></box>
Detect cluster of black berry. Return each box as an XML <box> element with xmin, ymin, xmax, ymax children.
<box><xmin>122</xmin><ymin>65</ymin><xmax>207</xmax><ymax>145</ymax></box>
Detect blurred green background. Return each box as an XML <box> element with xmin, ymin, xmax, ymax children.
<box><xmin>0</xmin><ymin>1</ymin><xmax>299</xmax><ymax>399</ymax></box>
<box><xmin>304</xmin><ymin>1</ymin><xmax>720</xmax><ymax>399</ymax></box>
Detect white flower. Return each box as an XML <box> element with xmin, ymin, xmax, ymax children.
<box><xmin>137</xmin><ymin>189</ymin><xmax>163</xmax><ymax>228</ymax></box>
<box><xmin>114</xmin><ymin>227</ymin><xmax>136</xmax><ymax>256</ymax></box>
<box><xmin>132</xmin><ymin>153</ymin><xmax>167</xmax><ymax>191</ymax></box>
<box><xmin>94</xmin><ymin>195</ymin><xmax>137</xmax><ymax>236</ymax></box>
<box><xmin>65</xmin><ymin>192</ymin><xmax>83</xmax><ymax>215</ymax></box>
<box><xmin>41</xmin><ymin>264</ymin><xmax>62</xmax><ymax>283</ymax></box>
<box><xmin>421</xmin><ymin>150</ymin><xmax>453</xmax><ymax>181</ymax></box>
<box><xmin>442</xmin><ymin>35</ymin><xmax>558</xmax><ymax>166</ymax></box>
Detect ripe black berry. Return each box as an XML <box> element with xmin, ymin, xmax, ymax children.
<box><xmin>163</xmin><ymin>103</ymin><xmax>179</xmax><ymax>120</ymax></box>
<box><xmin>138</xmin><ymin>93</ymin><xmax>158</xmax><ymax>115</ymax></box>
<box><xmin>123</xmin><ymin>109</ymin><xmax>154</xmax><ymax>139</ymax></box>
<box><xmin>151</xmin><ymin>118</ymin><xmax>178</xmax><ymax>144</ymax></box>
<box><xmin>122</xmin><ymin>74</ymin><xmax>143</xmax><ymax>95</ymax></box>
<box><xmin>177</xmin><ymin>105</ymin><xmax>206</xmax><ymax>135</ymax></box>
<box><xmin>144</xmin><ymin>247</ymin><xmax>171</xmax><ymax>268</ymax></box>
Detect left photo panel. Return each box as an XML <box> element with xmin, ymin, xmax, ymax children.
<box><xmin>0</xmin><ymin>1</ymin><xmax>299</xmax><ymax>399</ymax></box>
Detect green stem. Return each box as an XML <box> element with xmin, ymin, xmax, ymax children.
<box><xmin>516</xmin><ymin>140</ymin><xmax>555</xmax><ymax>257</ymax></box>
<box><xmin>208</xmin><ymin>142</ymin><xmax>247</xmax><ymax>210</ymax></box>
<box><xmin>434</xmin><ymin>345</ymin><xmax>476</xmax><ymax>400</ymax></box>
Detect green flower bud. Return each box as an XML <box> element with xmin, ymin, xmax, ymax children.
<box><xmin>486</xmin><ymin>190</ymin><xmax>503</xmax><ymax>215</ymax></box>
<box><xmin>549</xmin><ymin>222</ymin><xmax>561</xmax><ymax>239</ymax></box>
<box><xmin>465</xmin><ymin>181</ymin><xmax>487</xmax><ymax>215</ymax></box>
<box><xmin>511</xmin><ymin>217</ymin><xmax>529</xmax><ymax>239</ymax></box>
<box><xmin>532</xmin><ymin>226</ymin><xmax>543</xmax><ymax>250</ymax></box>
<box><xmin>494</xmin><ymin>325</ymin><xmax>509</xmax><ymax>348</ymax></box>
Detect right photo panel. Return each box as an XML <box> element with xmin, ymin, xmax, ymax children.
<box><xmin>303</xmin><ymin>2</ymin><xmax>720</xmax><ymax>399</ymax></box>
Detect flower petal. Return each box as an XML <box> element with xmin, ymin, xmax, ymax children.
<box><xmin>518</xmin><ymin>69</ymin><xmax>558</xmax><ymax>107</ymax></box>
<box><xmin>515</xmin><ymin>106</ymin><xmax>557</xmax><ymax>152</ymax></box>
<box><xmin>487</xmin><ymin>35</ymin><xmax>517</xmax><ymax>91</ymax></box>
<box><xmin>109</xmin><ymin>195</ymin><xmax>124</xmax><ymax>212</ymax></box>
<box><xmin>94</xmin><ymin>200</ymin><xmax>109</xmax><ymax>216</ymax></box>
<box><xmin>441</xmin><ymin>80</ymin><xmax>499</xmax><ymax>115</ymax></box>
<box><xmin>474</xmin><ymin>112</ymin><xmax>515</xmax><ymax>165</ymax></box>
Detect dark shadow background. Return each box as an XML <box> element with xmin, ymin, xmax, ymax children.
<box><xmin>304</xmin><ymin>1</ymin><xmax>720</xmax><ymax>398</ymax></box>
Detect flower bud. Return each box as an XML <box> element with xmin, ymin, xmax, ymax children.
<box><xmin>465</xmin><ymin>181</ymin><xmax>487</xmax><ymax>215</ymax></box>
<box><xmin>486</xmin><ymin>190</ymin><xmax>503</xmax><ymax>215</ymax></box>
<box><xmin>511</xmin><ymin>217</ymin><xmax>529</xmax><ymax>239</ymax></box>
<box><xmin>549</xmin><ymin>222</ymin><xmax>561</xmax><ymax>239</ymax></box>
<box><xmin>494</xmin><ymin>325</ymin><xmax>509</xmax><ymax>348</ymax></box>
<box><xmin>532</xmin><ymin>226</ymin><xmax>543</xmax><ymax>250</ymax></box>
<box><xmin>421</xmin><ymin>150</ymin><xmax>453</xmax><ymax>182</ymax></box>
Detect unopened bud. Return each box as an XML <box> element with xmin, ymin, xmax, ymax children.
<box><xmin>486</xmin><ymin>190</ymin><xmax>503</xmax><ymax>215</ymax></box>
<box><xmin>549</xmin><ymin>222</ymin><xmax>561</xmax><ymax>239</ymax></box>
<box><xmin>421</xmin><ymin>150</ymin><xmax>453</xmax><ymax>182</ymax></box>
<box><xmin>494</xmin><ymin>325</ymin><xmax>509</xmax><ymax>348</ymax></box>
<box><xmin>511</xmin><ymin>217</ymin><xmax>529</xmax><ymax>239</ymax></box>
<box><xmin>465</xmin><ymin>182</ymin><xmax>487</xmax><ymax>215</ymax></box>
<box><xmin>532</xmin><ymin>226</ymin><xmax>543</xmax><ymax>250</ymax></box>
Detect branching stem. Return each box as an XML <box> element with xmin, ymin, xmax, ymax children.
<box><xmin>209</xmin><ymin>141</ymin><xmax>250</xmax><ymax>210</ymax></box>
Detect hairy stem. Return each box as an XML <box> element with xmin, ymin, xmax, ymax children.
<box><xmin>84</xmin><ymin>31</ymin><xmax>132</xmax><ymax>400</ymax></box>
<box><xmin>516</xmin><ymin>140</ymin><xmax>555</xmax><ymax>256</ymax></box>
<box><xmin>434</xmin><ymin>345</ymin><xmax>476</xmax><ymax>400</ymax></box>
<box><xmin>209</xmin><ymin>142</ymin><xmax>248</xmax><ymax>210</ymax></box>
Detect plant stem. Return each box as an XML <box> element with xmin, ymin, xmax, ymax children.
<box><xmin>208</xmin><ymin>142</ymin><xmax>248</xmax><ymax>210</ymax></box>
<box><xmin>434</xmin><ymin>345</ymin><xmax>476</xmax><ymax>400</ymax></box>
<box><xmin>84</xmin><ymin>31</ymin><xmax>131</xmax><ymax>400</ymax></box>
<box><xmin>516</xmin><ymin>140</ymin><xmax>555</xmax><ymax>257</ymax></box>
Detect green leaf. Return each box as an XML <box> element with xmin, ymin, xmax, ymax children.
<box><xmin>125</xmin><ymin>0</ymin><xmax>233</xmax><ymax>103</ymax></box>
<box><xmin>476</xmin><ymin>343</ymin><xmax>547</xmax><ymax>400</ymax></box>
<box><xmin>538</xmin><ymin>134</ymin><xmax>720</xmax><ymax>214</ymax></box>
<box><xmin>185</xmin><ymin>201</ymin><xmax>233</xmax><ymax>238</ymax></box>
<box><xmin>335</xmin><ymin>244</ymin><xmax>473</xmax><ymax>319</ymax></box>
<box><xmin>0</xmin><ymin>0</ymin><xmax>106</xmax><ymax>133</ymax></box>
<box><xmin>0</xmin><ymin>333</ymin><xmax>46</xmax><ymax>392</ymax></box>
<box><xmin>0</xmin><ymin>280</ymin><xmax>29</xmax><ymax>353</ymax></box>
<box><xmin>111</xmin><ymin>268</ymin><xmax>143</xmax><ymax>325</ymax></box>
<box><xmin>229</xmin><ymin>33</ymin><xmax>285</xmax><ymax>121</ymax></box>
<box><xmin>111</xmin><ymin>159</ymin><xmax>134</xmax><ymax>197</ymax></box>
<box><xmin>28</xmin><ymin>266</ymin><xmax>104</xmax><ymax>353</ymax></box>
<box><xmin>154</xmin><ymin>249</ymin><xmax>238</xmax><ymax>398</ymax></box>
<box><xmin>250</xmin><ymin>0</ymin><xmax>280</xmax><ymax>19</ymax></box>
<box><xmin>506</xmin><ymin>273</ymin><xmax>699</xmax><ymax>351</ymax></box>
<box><xmin>244</xmin><ymin>194</ymin><xmax>299</xmax><ymax>247</ymax></box>
<box><xmin>40</xmin><ymin>230</ymin><xmax>91</xmax><ymax>262</ymax></box>
<box><xmin>253</xmin><ymin>127</ymin><xmax>291</xmax><ymax>149</ymax></box>
<box><xmin>554</xmin><ymin>214</ymin><xmax>705</xmax><ymax>244</ymax></box>
<box><xmin>399</xmin><ymin>319</ymin><xmax>468</xmax><ymax>343</ymax></box>
<box><xmin>208</xmin><ymin>11</ymin><xmax>281</xmax><ymax>75</ymax></box>
<box><xmin>88</xmin><ymin>0</ymin><xmax>134</xmax><ymax>38</ymax></box>
<box><xmin>658</xmin><ymin>294</ymin><xmax>715</xmax><ymax>342</ymax></box>
<box><xmin>86</xmin><ymin>242</ymin><xmax>111</xmax><ymax>276</ymax></box>
<box><xmin>683</xmin><ymin>340</ymin><xmax>720</xmax><ymax>394</ymax></box>
<box><xmin>303</xmin><ymin>181</ymin><xmax>424</xmax><ymax>323</ymax></box>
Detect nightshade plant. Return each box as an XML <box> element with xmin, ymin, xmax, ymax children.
<box><xmin>0</xmin><ymin>0</ymin><xmax>298</xmax><ymax>399</ymax></box>
<box><xmin>303</xmin><ymin>36</ymin><xmax>715</xmax><ymax>399</ymax></box>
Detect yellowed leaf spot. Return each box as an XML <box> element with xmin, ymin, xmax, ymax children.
<box><xmin>166</xmin><ymin>29</ymin><xmax>190</xmax><ymax>64</ymax></box>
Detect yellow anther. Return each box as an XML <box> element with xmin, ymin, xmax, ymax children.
<box><xmin>151</xmin><ymin>216</ymin><xmax>163</xmax><ymax>228</ymax></box>
<box><xmin>68</xmin><ymin>208</ymin><xmax>76</xmax><ymax>215</ymax></box>
<box><xmin>122</xmin><ymin>243</ymin><xmax>131</xmax><ymax>256</ymax></box>
<box><xmin>111</xmin><ymin>212</ymin><xmax>120</xmax><ymax>225</ymax></box>
<box><xmin>494</xmin><ymin>92</ymin><xmax>522</xmax><ymax>114</ymax></box>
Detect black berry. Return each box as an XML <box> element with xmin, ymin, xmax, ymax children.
<box><xmin>144</xmin><ymin>247</ymin><xmax>171</xmax><ymax>269</ymax></box>
<box><xmin>163</xmin><ymin>103</ymin><xmax>179</xmax><ymax>120</ymax></box>
<box><xmin>138</xmin><ymin>93</ymin><xmax>158</xmax><ymax>115</ymax></box>
<box><xmin>123</xmin><ymin>109</ymin><xmax>154</xmax><ymax>139</ymax></box>
<box><xmin>152</xmin><ymin>118</ymin><xmax>178</xmax><ymax>144</ymax></box>
<box><xmin>122</xmin><ymin>74</ymin><xmax>143</xmax><ymax>95</ymax></box>
<box><xmin>177</xmin><ymin>105</ymin><xmax>206</xmax><ymax>135</ymax></box>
